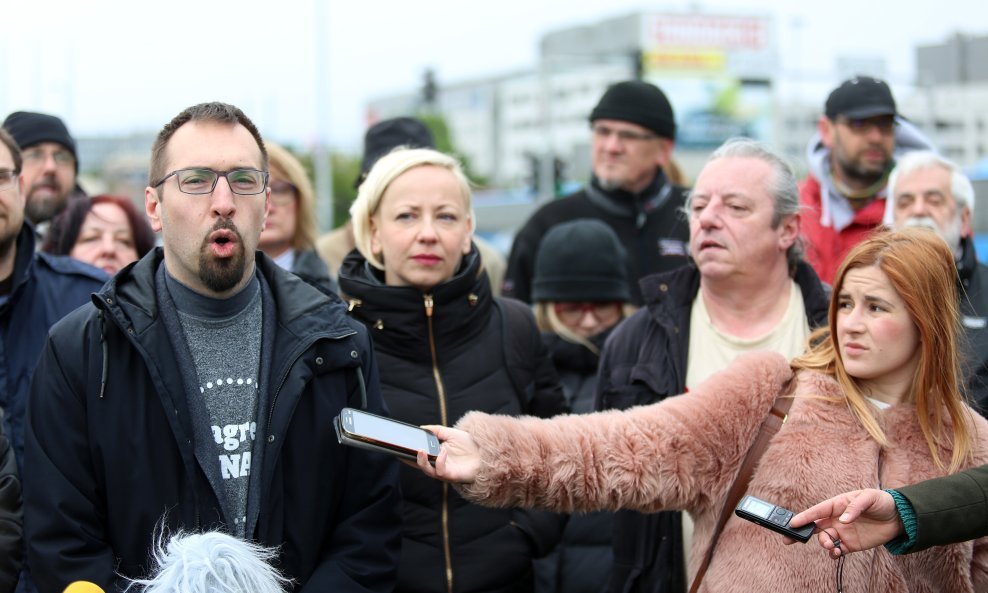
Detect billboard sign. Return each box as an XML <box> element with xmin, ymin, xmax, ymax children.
<box><xmin>640</xmin><ymin>13</ymin><xmax>776</xmax><ymax>148</ymax></box>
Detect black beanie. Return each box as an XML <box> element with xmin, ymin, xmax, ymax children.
<box><xmin>356</xmin><ymin>117</ymin><xmax>435</xmax><ymax>188</ymax></box>
<box><xmin>589</xmin><ymin>81</ymin><xmax>676</xmax><ymax>140</ymax></box>
<box><xmin>532</xmin><ymin>219</ymin><xmax>631</xmax><ymax>303</ymax></box>
<box><xmin>2</xmin><ymin>111</ymin><xmax>78</xmax><ymax>171</ymax></box>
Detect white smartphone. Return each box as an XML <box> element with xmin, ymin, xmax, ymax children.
<box><xmin>334</xmin><ymin>407</ymin><xmax>441</xmax><ymax>463</ymax></box>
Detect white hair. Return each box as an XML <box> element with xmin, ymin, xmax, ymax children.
<box><xmin>127</xmin><ymin>531</ymin><xmax>292</xmax><ymax>593</ymax></box>
<box><xmin>884</xmin><ymin>150</ymin><xmax>976</xmax><ymax>226</ymax></box>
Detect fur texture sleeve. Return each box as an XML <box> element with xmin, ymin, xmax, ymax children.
<box><xmin>455</xmin><ymin>350</ymin><xmax>793</xmax><ymax>514</ymax></box>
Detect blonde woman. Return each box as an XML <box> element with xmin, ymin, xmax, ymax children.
<box><xmin>337</xmin><ymin>147</ymin><xmax>567</xmax><ymax>593</ymax></box>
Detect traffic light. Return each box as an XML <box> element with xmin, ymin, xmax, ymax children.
<box><xmin>421</xmin><ymin>69</ymin><xmax>438</xmax><ymax>109</ymax></box>
<box><xmin>525</xmin><ymin>152</ymin><xmax>540</xmax><ymax>194</ymax></box>
<box><xmin>553</xmin><ymin>157</ymin><xmax>566</xmax><ymax>195</ymax></box>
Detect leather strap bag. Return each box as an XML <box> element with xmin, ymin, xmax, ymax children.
<box><xmin>688</xmin><ymin>380</ymin><xmax>795</xmax><ymax>593</ymax></box>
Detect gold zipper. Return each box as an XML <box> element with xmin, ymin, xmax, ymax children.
<box><xmin>424</xmin><ymin>294</ymin><xmax>454</xmax><ymax>593</ymax></box>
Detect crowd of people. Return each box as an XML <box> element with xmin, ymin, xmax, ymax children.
<box><xmin>0</xmin><ymin>71</ymin><xmax>986</xmax><ymax>593</ymax></box>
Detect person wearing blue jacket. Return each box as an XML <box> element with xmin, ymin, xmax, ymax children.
<box><xmin>0</xmin><ymin>126</ymin><xmax>106</xmax><ymax>593</ymax></box>
<box><xmin>22</xmin><ymin>103</ymin><xmax>400</xmax><ymax>593</ymax></box>
<box><xmin>0</xmin><ymin>127</ymin><xmax>107</xmax><ymax>472</ymax></box>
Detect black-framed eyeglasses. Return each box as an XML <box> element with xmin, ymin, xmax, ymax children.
<box><xmin>0</xmin><ymin>169</ymin><xmax>19</xmax><ymax>191</ymax></box>
<box><xmin>152</xmin><ymin>168</ymin><xmax>269</xmax><ymax>195</ymax></box>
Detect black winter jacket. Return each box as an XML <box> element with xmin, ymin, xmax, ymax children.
<box><xmin>956</xmin><ymin>236</ymin><xmax>988</xmax><ymax>414</ymax></box>
<box><xmin>504</xmin><ymin>172</ymin><xmax>690</xmax><ymax>305</ymax></box>
<box><xmin>23</xmin><ymin>249</ymin><xmax>401</xmax><ymax>593</ymax></box>
<box><xmin>339</xmin><ymin>247</ymin><xmax>568</xmax><ymax>593</ymax></box>
<box><xmin>0</xmin><ymin>419</ymin><xmax>21</xmax><ymax>593</ymax></box>
<box><xmin>0</xmin><ymin>224</ymin><xmax>106</xmax><ymax>471</ymax></box>
<box><xmin>535</xmin><ymin>330</ymin><xmax>614</xmax><ymax>593</ymax></box>
<box><xmin>594</xmin><ymin>262</ymin><xmax>829</xmax><ymax>593</ymax></box>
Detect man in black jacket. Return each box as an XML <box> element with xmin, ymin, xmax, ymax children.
<box><xmin>595</xmin><ymin>139</ymin><xmax>830</xmax><ymax>593</ymax></box>
<box><xmin>23</xmin><ymin>103</ymin><xmax>401</xmax><ymax>593</ymax></box>
<box><xmin>0</xmin><ymin>415</ymin><xmax>21</xmax><ymax>593</ymax></box>
<box><xmin>504</xmin><ymin>81</ymin><xmax>690</xmax><ymax>305</ymax></box>
<box><xmin>883</xmin><ymin>150</ymin><xmax>988</xmax><ymax>415</ymax></box>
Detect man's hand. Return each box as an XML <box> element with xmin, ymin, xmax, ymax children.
<box><xmin>785</xmin><ymin>489</ymin><xmax>905</xmax><ymax>557</ymax></box>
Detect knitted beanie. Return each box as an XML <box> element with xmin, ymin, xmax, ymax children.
<box><xmin>2</xmin><ymin>111</ymin><xmax>78</xmax><ymax>171</ymax></box>
<box><xmin>589</xmin><ymin>81</ymin><xmax>676</xmax><ymax>140</ymax></box>
<box><xmin>532</xmin><ymin>219</ymin><xmax>631</xmax><ymax>303</ymax></box>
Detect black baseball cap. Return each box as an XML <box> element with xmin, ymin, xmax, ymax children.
<box><xmin>356</xmin><ymin>117</ymin><xmax>435</xmax><ymax>188</ymax></box>
<box><xmin>825</xmin><ymin>76</ymin><xmax>897</xmax><ymax>120</ymax></box>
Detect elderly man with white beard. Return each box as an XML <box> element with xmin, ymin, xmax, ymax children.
<box><xmin>885</xmin><ymin>150</ymin><xmax>988</xmax><ymax>414</ymax></box>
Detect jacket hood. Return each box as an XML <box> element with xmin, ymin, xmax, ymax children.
<box><xmin>806</xmin><ymin>117</ymin><xmax>936</xmax><ymax>230</ymax></box>
<box><xmin>96</xmin><ymin>247</ymin><xmax>349</xmax><ymax>336</ymax></box>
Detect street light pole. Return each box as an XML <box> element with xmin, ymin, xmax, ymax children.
<box><xmin>537</xmin><ymin>56</ymin><xmax>555</xmax><ymax>204</ymax></box>
<box><xmin>313</xmin><ymin>0</ymin><xmax>335</xmax><ymax>232</ymax></box>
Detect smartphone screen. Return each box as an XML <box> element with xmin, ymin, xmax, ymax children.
<box><xmin>738</xmin><ymin>496</ymin><xmax>775</xmax><ymax>517</ymax></box>
<box><xmin>344</xmin><ymin>408</ymin><xmax>438</xmax><ymax>454</ymax></box>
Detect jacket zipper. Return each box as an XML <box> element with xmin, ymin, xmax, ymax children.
<box><xmin>424</xmin><ymin>294</ymin><xmax>454</xmax><ymax>593</ymax></box>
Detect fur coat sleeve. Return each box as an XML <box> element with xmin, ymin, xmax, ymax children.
<box><xmin>454</xmin><ymin>350</ymin><xmax>792</xmax><ymax>515</ymax></box>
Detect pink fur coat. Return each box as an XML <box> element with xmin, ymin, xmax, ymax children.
<box><xmin>455</xmin><ymin>351</ymin><xmax>988</xmax><ymax>593</ymax></box>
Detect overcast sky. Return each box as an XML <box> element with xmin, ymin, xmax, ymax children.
<box><xmin>2</xmin><ymin>0</ymin><xmax>985</xmax><ymax>152</ymax></box>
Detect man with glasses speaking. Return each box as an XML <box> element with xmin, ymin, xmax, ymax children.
<box><xmin>504</xmin><ymin>81</ymin><xmax>690</xmax><ymax>306</ymax></box>
<box><xmin>22</xmin><ymin>103</ymin><xmax>401</xmax><ymax>592</ymax></box>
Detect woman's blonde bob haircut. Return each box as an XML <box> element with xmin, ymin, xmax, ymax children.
<box><xmin>791</xmin><ymin>227</ymin><xmax>974</xmax><ymax>473</ymax></box>
<box><xmin>264</xmin><ymin>141</ymin><xmax>318</xmax><ymax>251</ymax></box>
<box><xmin>350</xmin><ymin>147</ymin><xmax>474</xmax><ymax>270</ymax></box>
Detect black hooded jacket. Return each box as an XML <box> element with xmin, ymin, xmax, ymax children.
<box><xmin>0</xmin><ymin>420</ymin><xmax>20</xmax><ymax>593</ymax></box>
<box><xmin>535</xmin><ymin>329</ymin><xmax>615</xmax><ymax>593</ymax></box>
<box><xmin>23</xmin><ymin>249</ymin><xmax>401</xmax><ymax>593</ymax></box>
<box><xmin>339</xmin><ymin>247</ymin><xmax>567</xmax><ymax>593</ymax></box>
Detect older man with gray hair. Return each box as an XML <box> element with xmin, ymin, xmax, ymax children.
<box><xmin>884</xmin><ymin>150</ymin><xmax>988</xmax><ymax>413</ymax></box>
<box><xmin>595</xmin><ymin>137</ymin><xmax>829</xmax><ymax>593</ymax></box>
